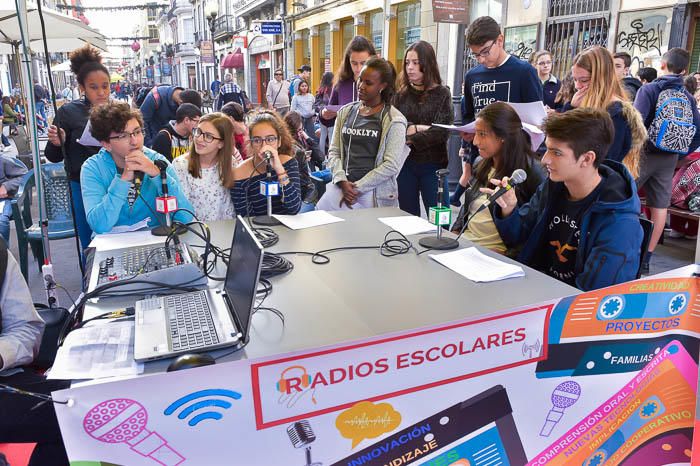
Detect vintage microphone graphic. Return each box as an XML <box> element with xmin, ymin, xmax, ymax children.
<box><xmin>287</xmin><ymin>420</ymin><xmax>322</xmax><ymax>466</ymax></box>
<box><xmin>540</xmin><ymin>381</ymin><xmax>582</xmax><ymax>437</ymax></box>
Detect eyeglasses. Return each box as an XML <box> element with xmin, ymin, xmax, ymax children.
<box><xmin>250</xmin><ymin>135</ymin><xmax>278</xmax><ymax>145</ymax></box>
<box><xmin>469</xmin><ymin>40</ymin><xmax>497</xmax><ymax>59</ymax></box>
<box><xmin>192</xmin><ymin>127</ymin><xmax>223</xmax><ymax>143</ymax></box>
<box><xmin>109</xmin><ymin>128</ymin><xmax>144</xmax><ymax>141</ymax></box>
<box><xmin>274</xmin><ymin>73</ymin><xmax>283</xmax><ymax>76</ymax></box>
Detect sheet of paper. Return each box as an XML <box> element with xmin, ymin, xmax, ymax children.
<box><xmin>273</xmin><ymin>210</ymin><xmax>345</xmax><ymax>230</ymax></box>
<box><xmin>104</xmin><ymin>217</ymin><xmax>151</xmax><ymax>235</ymax></box>
<box><xmin>48</xmin><ymin>320</ymin><xmax>144</xmax><ymax>380</ymax></box>
<box><xmin>378</xmin><ymin>216</ymin><xmax>437</xmax><ymax>236</ymax></box>
<box><xmin>506</xmin><ymin>101</ymin><xmax>548</xmax><ymax>126</ymax></box>
<box><xmin>429</xmin><ymin>246</ymin><xmax>525</xmax><ymax>282</ymax></box>
<box><xmin>88</xmin><ymin>227</ymin><xmax>164</xmax><ymax>251</ymax></box>
<box><xmin>434</xmin><ymin>121</ymin><xmax>544</xmax><ymax>152</ymax></box>
<box><xmin>78</xmin><ymin>121</ymin><xmax>101</xmax><ymax>147</ymax></box>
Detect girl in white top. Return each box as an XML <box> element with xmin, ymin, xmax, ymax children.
<box><xmin>290</xmin><ymin>80</ymin><xmax>316</xmax><ymax>140</ymax></box>
<box><xmin>172</xmin><ymin>112</ymin><xmax>236</xmax><ymax>221</ymax></box>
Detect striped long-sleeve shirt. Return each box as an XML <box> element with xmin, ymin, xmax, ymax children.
<box><xmin>231</xmin><ymin>158</ymin><xmax>302</xmax><ymax>217</ymax></box>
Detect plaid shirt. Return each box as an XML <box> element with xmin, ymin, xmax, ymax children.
<box><xmin>219</xmin><ymin>82</ymin><xmax>242</xmax><ymax>96</ymax></box>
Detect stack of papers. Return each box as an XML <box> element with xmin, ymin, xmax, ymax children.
<box><xmin>430</xmin><ymin>247</ymin><xmax>525</xmax><ymax>282</ymax></box>
<box><xmin>378</xmin><ymin>216</ymin><xmax>437</xmax><ymax>236</ymax></box>
<box><xmin>48</xmin><ymin>321</ymin><xmax>144</xmax><ymax>380</ymax></box>
<box><xmin>273</xmin><ymin>210</ymin><xmax>345</xmax><ymax>230</ymax></box>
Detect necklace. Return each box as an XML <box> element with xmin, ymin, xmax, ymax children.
<box><xmin>359</xmin><ymin>101</ymin><xmax>384</xmax><ymax>115</ymax></box>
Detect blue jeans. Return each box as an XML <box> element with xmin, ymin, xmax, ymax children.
<box><xmin>0</xmin><ymin>200</ymin><xmax>12</xmax><ymax>246</ymax></box>
<box><xmin>299</xmin><ymin>201</ymin><xmax>315</xmax><ymax>213</ymax></box>
<box><xmin>70</xmin><ymin>181</ymin><xmax>93</xmax><ymax>251</ymax></box>
<box><xmin>36</xmin><ymin>101</ymin><xmax>47</xmax><ymax>129</ymax></box>
<box><xmin>302</xmin><ymin>117</ymin><xmax>317</xmax><ymax>142</ymax></box>
<box><xmin>1</xmin><ymin>133</ymin><xmax>9</xmax><ymax>147</ymax></box>
<box><xmin>397</xmin><ymin>159</ymin><xmax>449</xmax><ymax>216</ymax></box>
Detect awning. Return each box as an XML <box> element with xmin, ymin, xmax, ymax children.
<box><xmin>221</xmin><ymin>48</ymin><xmax>244</xmax><ymax>69</ymax></box>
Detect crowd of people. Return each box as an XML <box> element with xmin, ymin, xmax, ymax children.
<box><xmin>2</xmin><ymin>16</ymin><xmax>700</xmax><ymax>464</ymax></box>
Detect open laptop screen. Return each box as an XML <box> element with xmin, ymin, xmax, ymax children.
<box><xmin>225</xmin><ymin>216</ymin><xmax>264</xmax><ymax>342</ymax></box>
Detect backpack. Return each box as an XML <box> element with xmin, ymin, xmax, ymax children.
<box><xmin>670</xmin><ymin>154</ymin><xmax>700</xmax><ymax>208</ymax></box>
<box><xmin>135</xmin><ymin>86</ymin><xmax>161</xmax><ymax>110</ymax></box>
<box><xmin>648</xmin><ymin>87</ymin><xmax>697</xmax><ymax>154</ymax></box>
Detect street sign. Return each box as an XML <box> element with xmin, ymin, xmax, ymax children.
<box><xmin>254</xmin><ymin>20</ymin><xmax>282</xmax><ymax>35</ymax></box>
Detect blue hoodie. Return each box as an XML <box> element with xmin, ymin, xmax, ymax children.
<box><xmin>634</xmin><ymin>74</ymin><xmax>700</xmax><ymax>155</ymax></box>
<box><xmin>494</xmin><ymin>161</ymin><xmax>642</xmax><ymax>291</ymax></box>
<box><xmin>140</xmin><ymin>85</ymin><xmax>183</xmax><ymax>146</ymax></box>
<box><xmin>81</xmin><ymin>146</ymin><xmax>193</xmax><ymax>234</ymax></box>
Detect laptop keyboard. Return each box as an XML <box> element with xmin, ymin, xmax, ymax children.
<box><xmin>166</xmin><ymin>292</ymin><xmax>220</xmax><ymax>351</ymax></box>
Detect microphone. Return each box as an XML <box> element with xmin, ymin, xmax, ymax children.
<box><xmin>129</xmin><ymin>171</ymin><xmax>144</xmax><ymax>208</ymax></box>
<box><xmin>287</xmin><ymin>420</ymin><xmax>319</xmax><ymax>466</ymax></box>
<box><xmin>479</xmin><ymin>168</ymin><xmax>527</xmax><ymax>212</ymax></box>
<box><xmin>253</xmin><ymin>150</ymin><xmax>282</xmax><ymax>226</ymax></box>
<box><xmin>454</xmin><ymin>168</ymin><xmax>528</xmax><ymax>243</ymax></box>
<box><xmin>540</xmin><ymin>381</ymin><xmax>581</xmax><ymax>437</ymax></box>
<box><xmin>262</xmin><ymin>150</ymin><xmax>273</xmax><ymax>160</ymax></box>
<box><xmin>154</xmin><ymin>159</ymin><xmax>169</xmax><ymax>196</ymax></box>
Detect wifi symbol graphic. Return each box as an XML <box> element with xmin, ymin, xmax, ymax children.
<box><xmin>164</xmin><ymin>389</ymin><xmax>242</xmax><ymax>427</ymax></box>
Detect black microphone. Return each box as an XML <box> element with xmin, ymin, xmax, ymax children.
<box><xmin>154</xmin><ymin>159</ymin><xmax>169</xmax><ymax>197</ymax></box>
<box><xmin>129</xmin><ymin>171</ymin><xmax>144</xmax><ymax>208</ymax></box>
<box><xmin>479</xmin><ymin>168</ymin><xmax>527</xmax><ymax>211</ymax></box>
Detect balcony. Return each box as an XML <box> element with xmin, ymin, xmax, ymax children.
<box><xmin>175</xmin><ymin>42</ymin><xmax>195</xmax><ymax>55</ymax></box>
<box><xmin>213</xmin><ymin>15</ymin><xmax>234</xmax><ymax>41</ymax></box>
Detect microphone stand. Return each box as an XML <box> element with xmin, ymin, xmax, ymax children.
<box><xmin>419</xmin><ymin>169</ymin><xmax>459</xmax><ymax>250</ymax></box>
<box><xmin>152</xmin><ymin>161</ymin><xmax>182</xmax><ymax>236</ymax></box>
<box><xmin>253</xmin><ymin>152</ymin><xmax>282</xmax><ymax>226</ymax></box>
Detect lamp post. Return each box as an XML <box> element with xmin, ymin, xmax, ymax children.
<box><xmin>205</xmin><ymin>1</ymin><xmax>219</xmax><ymax>82</ymax></box>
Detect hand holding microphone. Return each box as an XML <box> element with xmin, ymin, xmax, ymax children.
<box><xmin>479</xmin><ymin>168</ymin><xmax>527</xmax><ymax>217</ymax></box>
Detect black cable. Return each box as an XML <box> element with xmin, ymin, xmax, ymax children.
<box><xmin>260</xmin><ymin>252</ymin><xmax>293</xmax><ymax>278</ymax></box>
<box><xmin>243</xmin><ymin>156</ymin><xmax>280</xmax><ymax>247</ymax></box>
<box><xmin>276</xmin><ymin>230</ymin><xmax>417</xmax><ymax>265</ymax></box>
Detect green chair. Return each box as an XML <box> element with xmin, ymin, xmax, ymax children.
<box><xmin>11</xmin><ymin>162</ymin><xmax>76</xmax><ymax>281</ymax></box>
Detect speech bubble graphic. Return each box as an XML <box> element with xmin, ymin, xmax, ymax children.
<box><xmin>335</xmin><ymin>400</ymin><xmax>402</xmax><ymax>448</ymax></box>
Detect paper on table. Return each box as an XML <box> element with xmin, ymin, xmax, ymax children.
<box><xmin>273</xmin><ymin>210</ymin><xmax>345</xmax><ymax>230</ymax></box>
<box><xmin>378</xmin><ymin>216</ymin><xmax>437</xmax><ymax>236</ymax></box>
<box><xmin>47</xmin><ymin>320</ymin><xmax>144</xmax><ymax>380</ymax></box>
<box><xmin>78</xmin><ymin>121</ymin><xmax>101</xmax><ymax>147</ymax></box>
<box><xmin>434</xmin><ymin>121</ymin><xmax>544</xmax><ymax>152</ymax></box>
<box><xmin>430</xmin><ymin>246</ymin><xmax>525</xmax><ymax>282</ymax></box>
<box><xmin>105</xmin><ymin>217</ymin><xmax>151</xmax><ymax>234</ymax></box>
<box><xmin>89</xmin><ymin>228</ymin><xmax>164</xmax><ymax>251</ymax></box>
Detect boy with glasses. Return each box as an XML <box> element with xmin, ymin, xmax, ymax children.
<box><xmin>266</xmin><ymin>69</ymin><xmax>291</xmax><ymax>115</ymax></box>
<box><xmin>452</xmin><ymin>16</ymin><xmax>543</xmax><ymax>206</ymax></box>
<box><xmin>81</xmin><ymin>101</ymin><xmax>193</xmax><ymax>233</ymax></box>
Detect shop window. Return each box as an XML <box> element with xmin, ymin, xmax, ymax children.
<box><xmin>342</xmin><ymin>19</ymin><xmax>354</xmax><ymax>52</ymax></box>
<box><xmin>369</xmin><ymin>10</ymin><xmax>383</xmax><ymax>57</ymax></box>
<box><xmin>504</xmin><ymin>24</ymin><xmax>539</xmax><ymax>62</ymax></box>
<box><xmin>615</xmin><ymin>8</ymin><xmax>672</xmax><ymax>74</ymax></box>
<box><xmin>396</xmin><ymin>1</ymin><xmax>421</xmax><ymax>70</ymax></box>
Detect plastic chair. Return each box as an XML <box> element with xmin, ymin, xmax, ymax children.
<box><xmin>637</xmin><ymin>217</ymin><xmax>654</xmax><ymax>279</ymax></box>
<box><xmin>11</xmin><ymin>162</ymin><xmax>76</xmax><ymax>281</ymax></box>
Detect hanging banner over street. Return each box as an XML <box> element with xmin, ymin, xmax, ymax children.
<box><xmin>54</xmin><ymin>273</ymin><xmax>700</xmax><ymax>465</ymax></box>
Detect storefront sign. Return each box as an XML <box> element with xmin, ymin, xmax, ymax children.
<box><xmin>200</xmin><ymin>40</ymin><xmax>215</xmax><ymax>64</ymax></box>
<box><xmin>432</xmin><ymin>0</ymin><xmax>469</xmax><ymax>24</ymax></box>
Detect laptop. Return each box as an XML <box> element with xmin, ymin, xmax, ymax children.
<box><xmin>134</xmin><ymin>216</ymin><xmax>264</xmax><ymax>362</ymax></box>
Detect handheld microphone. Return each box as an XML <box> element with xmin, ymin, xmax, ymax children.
<box><xmin>479</xmin><ymin>168</ymin><xmax>527</xmax><ymax>212</ymax></box>
<box><xmin>253</xmin><ymin>150</ymin><xmax>282</xmax><ymax>226</ymax></box>
<box><xmin>454</xmin><ymin>168</ymin><xmax>528</xmax><ymax>243</ymax></box>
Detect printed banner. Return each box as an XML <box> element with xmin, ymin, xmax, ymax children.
<box><xmin>53</xmin><ymin>273</ymin><xmax>700</xmax><ymax>465</ymax></box>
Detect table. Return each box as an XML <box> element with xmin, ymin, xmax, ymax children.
<box><xmin>84</xmin><ymin>207</ymin><xmax>578</xmax><ymax>374</ymax></box>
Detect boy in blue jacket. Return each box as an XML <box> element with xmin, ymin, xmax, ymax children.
<box><xmin>489</xmin><ymin>108</ymin><xmax>643</xmax><ymax>291</ymax></box>
<box><xmin>81</xmin><ymin>101</ymin><xmax>193</xmax><ymax>234</ymax></box>
<box><xmin>139</xmin><ymin>85</ymin><xmax>202</xmax><ymax>146</ymax></box>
